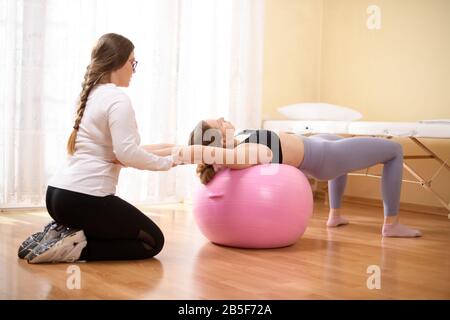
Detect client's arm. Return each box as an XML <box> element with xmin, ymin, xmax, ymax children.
<box><xmin>119</xmin><ymin>143</ymin><xmax>273</xmax><ymax>169</ymax></box>
<box><xmin>174</xmin><ymin>143</ymin><xmax>273</xmax><ymax>169</ymax></box>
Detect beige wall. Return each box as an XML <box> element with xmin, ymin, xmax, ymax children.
<box><xmin>320</xmin><ymin>0</ymin><xmax>450</xmax><ymax>121</ymax></box>
<box><xmin>263</xmin><ymin>0</ymin><xmax>450</xmax><ymax>209</ymax></box>
<box><xmin>262</xmin><ymin>0</ymin><xmax>323</xmax><ymax>120</ymax></box>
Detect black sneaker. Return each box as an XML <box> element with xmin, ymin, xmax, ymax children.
<box><xmin>18</xmin><ymin>221</ymin><xmax>67</xmax><ymax>259</ymax></box>
<box><xmin>26</xmin><ymin>229</ymin><xmax>87</xmax><ymax>264</ymax></box>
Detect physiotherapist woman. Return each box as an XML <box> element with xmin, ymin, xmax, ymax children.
<box><xmin>19</xmin><ymin>33</ymin><xmax>177</xmax><ymax>264</ymax></box>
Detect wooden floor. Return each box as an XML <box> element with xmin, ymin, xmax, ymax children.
<box><xmin>1</xmin><ymin>200</ymin><xmax>449</xmax><ymax>300</ymax></box>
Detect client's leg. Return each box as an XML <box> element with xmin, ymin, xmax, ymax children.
<box><xmin>309</xmin><ymin>135</ymin><xmax>349</xmax><ymax>227</ymax></box>
<box><xmin>327</xmin><ymin>174</ymin><xmax>349</xmax><ymax>227</ymax></box>
<box><xmin>305</xmin><ymin>136</ymin><xmax>421</xmax><ymax>237</ymax></box>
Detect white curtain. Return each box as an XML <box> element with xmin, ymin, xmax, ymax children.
<box><xmin>0</xmin><ymin>0</ymin><xmax>264</xmax><ymax>209</ymax></box>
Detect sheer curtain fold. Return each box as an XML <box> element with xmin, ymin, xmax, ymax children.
<box><xmin>0</xmin><ymin>0</ymin><xmax>264</xmax><ymax>209</ymax></box>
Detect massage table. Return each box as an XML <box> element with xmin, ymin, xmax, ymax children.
<box><xmin>262</xmin><ymin>120</ymin><xmax>450</xmax><ymax>218</ymax></box>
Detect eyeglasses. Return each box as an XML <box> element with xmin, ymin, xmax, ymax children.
<box><xmin>130</xmin><ymin>60</ymin><xmax>138</xmax><ymax>73</ymax></box>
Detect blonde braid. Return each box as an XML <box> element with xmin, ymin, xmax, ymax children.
<box><xmin>66</xmin><ymin>67</ymin><xmax>104</xmax><ymax>155</ymax></box>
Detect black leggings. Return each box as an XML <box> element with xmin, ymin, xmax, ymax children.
<box><xmin>45</xmin><ymin>186</ymin><xmax>164</xmax><ymax>261</ymax></box>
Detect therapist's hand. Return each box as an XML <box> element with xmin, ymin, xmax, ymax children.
<box><xmin>112</xmin><ymin>159</ymin><xmax>125</xmax><ymax>167</ymax></box>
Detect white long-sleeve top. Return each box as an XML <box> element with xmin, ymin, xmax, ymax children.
<box><xmin>49</xmin><ymin>83</ymin><xmax>174</xmax><ymax>197</ymax></box>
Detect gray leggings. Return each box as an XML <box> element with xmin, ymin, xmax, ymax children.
<box><xmin>298</xmin><ymin>134</ymin><xmax>403</xmax><ymax>216</ymax></box>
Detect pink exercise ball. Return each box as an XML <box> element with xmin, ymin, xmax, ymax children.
<box><xmin>193</xmin><ymin>164</ymin><xmax>313</xmax><ymax>249</ymax></box>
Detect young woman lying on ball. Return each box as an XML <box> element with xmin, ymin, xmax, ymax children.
<box><xmin>160</xmin><ymin>117</ymin><xmax>420</xmax><ymax>238</ymax></box>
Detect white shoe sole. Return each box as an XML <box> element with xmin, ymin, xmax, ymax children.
<box><xmin>28</xmin><ymin>230</ymin><xmax>87</xmax><ymax>264</ymax></box>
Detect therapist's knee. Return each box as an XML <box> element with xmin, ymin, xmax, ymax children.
<box><xmin>138</xmin><ymin>228</ymin><xmax>165</xmax><ymax>257</ymax></box>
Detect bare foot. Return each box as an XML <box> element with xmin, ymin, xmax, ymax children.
<box><xmin>382</xmin><ymin>222</ymin><xmax>422</xmax><ymax>238</ymax></box>
<box><xmin>327</xmin><ymin>208</ymin><xmax>349</xmax><ymax>227</ymax></box>
<box><xmin>327</xmin><ymin>216</ymin><xmax>349</xmax><ymax>227</ymax></box>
